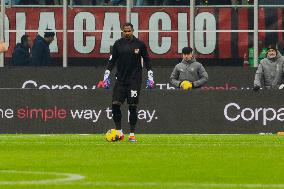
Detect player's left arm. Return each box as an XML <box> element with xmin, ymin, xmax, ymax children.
<box><xmin>141</xmin><ymin>42</ymin><xmax>154</xmax><ymax>89</ymax></box>
<box><xmin>141</xmin><ymin>42</ymin><xmax>151</xmax><ymax>70</ymax></box>
<box><xmin>193</xmin><ymin>64</ymin><xmax>209</xmax><ymax>88</ymax></box>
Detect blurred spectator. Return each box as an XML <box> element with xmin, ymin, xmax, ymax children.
<box><xmin>109</xmin><ymin>0</ymin><xmax>125</xmax><ymax>5</ymax></box>
<box><xmin>196</xmin><ymin>0</ymin><xmax>253</xmax><ymax>5</ymax></box>
<box><xmin>253</xmin><ymin>45</ymin><xmax>284</xmax><ymax>91</ymax></box>
<box><xmin>259</xmin><ymin>0</ymin><xmax>284</xmax><ymax>5</ymax></box>
<box><xmin>11</xmin><ymin>35</ymin><xmax>33</xmax><ymax>66</ymax></box>
<box><xmin>231</xmin><ymin>0</ymin><xmax>252</xmax><ymax>5</ymax></box>
<box><xmin>73</xmin><ymin>0</ymin><xmax>92</xmax><ymax>5</ymax></box>
<box><xmin>94</xmin><ymin>0</ymin><xmax>108</xmax><ymax>5</ymax></box>
<box><xmin>2</xmin><ymin>0</ymin><xmax>262</xmax><ymax>5</ymax></box>
<box><xmin>73</xmin><ymin>0</ymin><xmax>110</xmax><ymax>5</ymax></box>
<box><xmin>5</xmin><ymin>0</ymin><xmax>21</xmax><ymax>5</ymax></box>
<box><xmin>55</xmin><ymin>0</ymin><xmax>63</xmax><ymax>4</ymax></box>
<box><xmin>31</xmin><ymin>30</ymin><xmax>55</xmax><ymax>66</ymax></box>
<box><xmin>208</xmin><ymin>0</ymin><xmax>231</xmax><ymax>5</ymax></box>
<box><xmin>135</xmin><ymin>0</ymin><xmax>160</xmax><ymax>6</ymax></box>
<box><xmin>165</xmin><ymin>0</ymin><xmax>189</xmax><ymax>5</ymax></box>
<box><xmin>134</xmin><ymin>0</ymin><xmax>143</xmax><ymax>6</ymax></box>
<box><xmin>18</xmin><ymin>0</ymin><xmax>39</xmax><ymax>4</ymax></box>
<box><xmin>38</xmin><ymin>0</ymin><xmax>55</xmax><ymax>5</ymax></box>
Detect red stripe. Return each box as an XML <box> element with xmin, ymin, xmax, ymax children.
<box><xmin>258</xmin><ymin>8</ymin><xmax>265</xmax><ymax>42</ymax></box>
<box><xmin>238</xmin><ymin>8</ymin><xmax>249</xmax><ymax>58</ymax></box>
<box><xmin>278</xmin><ymin>8</ymin><xmax>282</xmax><ymax>41</ymax></box>
<box><xmin>218</xmin><ymin>8</ymin><xmax>231</xmax><ymax>59</ymax></box>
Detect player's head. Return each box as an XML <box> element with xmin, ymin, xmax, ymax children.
<box><xmin>44</xmin><ymin>29</ymin><xmax>55</xmax><ymax>44</ymax></box>
<box><xmin>122</xmin><ymin>23</ymin><xmax>134</xmax><ymax>39</ymax></box>
<box><xmin>182</xmin><ymin>47</ymin><xmax>193</xmax><ymax>61</ymax></box>
<box><xmin>21</xmin><ymin>34</ymin><xmax>33</xmax><ymax>48</ymax></box>
<box><xmin>267</xmin><ymin>45</ymin><xmax>277</xmax><ymax>59</ymax></box>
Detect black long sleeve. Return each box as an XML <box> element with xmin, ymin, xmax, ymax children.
<box><xmin>107</xmin><ymin>42</ymin><xmax>119</xmax><ymax>71</ymax></box>
<box><xmin>141</xmin><ymin>43</ymin><xmax>151</xmax><ymax>71</ymax></box>
<box><xmin>106</xmin><ymin>36</ymin><xmax>151</xmax><ymax>83</ymax></box>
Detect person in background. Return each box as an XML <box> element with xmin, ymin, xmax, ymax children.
<box><xmin>259</xmin><ymin>0</ymin><xmax>284</xmax><ymax>5</ymax></box>
<box><xmin>11</xmin><ymin>35</ymin><xmax>33</xmax><ymax>66</ymax></box>
<box><xmin>194</xmin><ymin>0</ymin><xmax>231</xmax><ymax>5</ymax></box>
<box><xmin>134</xmin><ymin>0</ymin><xmax>143</xmax><ymax>6</ymax></box>
<box><xmin>18</xmin><ymin>0</ymin><xmax>39</xmax><ymax>4</ymax></box>
<box><xmin>31</xmin><ymin>30</ymin><xmax>55</xmax><ymax>66</ymax></box>
<box><xmin>4</xmin><ymin>0</ymin><xmax>21</xmax><ymax>5</ymax></box>
<box><xmin>162</xmin><ymin>0</ymin><xmax>189</xmax><ymax>5</ymax></box>
<box><xmin>170</xmin><ymin>47</ymin><xmax>208</xmax><ymax>90</ymax></box>
<box><xmin>253</xmin><ymin>45</ymin><xmax>284</xmax><ymax>91</ymax></box>
<box><xmin>109</xmin><ymin>0</ymin><xmax>125</xmax><ymax>5</ymax></box>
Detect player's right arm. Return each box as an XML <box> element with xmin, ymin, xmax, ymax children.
<box><xmin>170</xmin><ymin>65</ymin><xmax>181</xmax><ymax>88</ymax></box>
<box><xmin>103</xmin><ymin>41</ymin><xmax>119</xmax><ymax>89</ymax></box>
<box><xmin>253</xmin><ymin>61</ymin><xmax>264</xmax><ymax>91</ymax></box>
<box><xmin>106</xmin><ymin>41</ymin><xmax>119</xmax><ymax>72</ymax></box>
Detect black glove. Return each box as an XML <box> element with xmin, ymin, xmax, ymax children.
<box><xmin>253</xmin><ymin>85</ymin><xmax>260</xmax><ymax>92</ymax></box>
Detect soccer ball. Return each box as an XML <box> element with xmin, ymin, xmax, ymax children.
<box><xmin>181</xmin><ymin>81</ymin><xmax>193</xmax><ymax>90</ymax></box>
<box><xmin>105</xmin><ymin>129</ymin><xmax>120</xmax><ymax>142</ymax></box>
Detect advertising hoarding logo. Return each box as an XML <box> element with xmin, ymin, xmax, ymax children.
<box><xmin>224</xmin><ymin>103</ymin><xmax>284</xmax><ymax>126</ymax></box>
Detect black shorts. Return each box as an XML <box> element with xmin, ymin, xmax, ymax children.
<box><xmin>112</xmin><ymin>81</ymin><xmax>141</xmax><ymax>105</ymax></box>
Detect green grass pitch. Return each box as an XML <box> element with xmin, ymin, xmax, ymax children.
<box><xmin>0</xmin><ymin>134</ymin><xmax>284</xmax><ymax>189</ymax></box>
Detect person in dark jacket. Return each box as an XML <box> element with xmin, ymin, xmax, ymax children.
<box><xmin>31</xmin><ymin>30</ymin><xmax>55</xmax><ymax>66</ymax></box>
<box><xmin>11</xmin><ymin>35</ymin><xmax>33</xmax><ymax>66</ymax></box>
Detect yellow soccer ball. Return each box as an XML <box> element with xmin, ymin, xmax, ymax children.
<box><xmin>105</xmin><ymin>129</ymin><xmax>120</xmax><ymax>142</ymax></box>
<box><xmin>180</xmin><ymin>80</ymin><xmax>193</xmax><ymax>90</ymax></box>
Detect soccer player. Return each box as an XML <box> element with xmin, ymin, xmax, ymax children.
<box><xmin>103</xmin><ymin>23</ymin><xmax>154</xmax><ymax>142</ymax></box>
<box><xmin>170</xmin><ymin>47</ymin><xmax>208</xmax><ymax>90</ymax></box>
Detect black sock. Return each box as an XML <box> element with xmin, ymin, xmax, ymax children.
<box><xmin>130</xmin><ymin>125</ymin><xmax>136</xmax><ymax>133</ymax></box>
<box><xmin>112</xmin><ymin>104</ymin><xmax>122</xmax><ymax>130</ymax></box>
<box><xmin>129</xmin><ymin>105</ymin><xmax>137</xmax><ymax>133</ymax></box>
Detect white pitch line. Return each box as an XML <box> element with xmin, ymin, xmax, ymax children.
<box><xmin>58</xmin><ymin>181</ymin><xmax>284</xmax><ymax>188</ymax></box>
<box><xmin>0</xmin><ymin>170</ymin><xmax>85</xmax><ymax>185</ymax></box>
<box><xmin>0</xmin><ymin>142</ymin><xmax>283</xmax><ymax>147</ymax></box>
<box><xmin>0</xmin><ymin>170</ymin><xmax>283</xmax><ymax>188</ymax></box>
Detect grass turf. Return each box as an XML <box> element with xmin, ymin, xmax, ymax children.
<box><xmin>0</xmin><ymin>134</ymin><xmax>283</xmax><ymax>189</ymax></box>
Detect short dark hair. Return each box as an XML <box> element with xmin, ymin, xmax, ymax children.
<box><xmin>182</xmin><ymin>47</ymin><xmax>193</xmax><ymax>54</ymax></box>
<box><xmin>21</xmin><ymin>34</ymin><xmax>29</xmax><ymax>44</ymax></box>
<box><xmin>267</xmin><ymin>44</ymin><xmax>277</xmax><ymax>51</ymax></box>
<box><xmin>44</xmin><ymin>29</ymin><xmax>55</xmax><ymax>38</ymax></box>
<box><xmin>122</xmin><ymin>23</ymin><xmax>133</xmax><ymax>30</ymax></box>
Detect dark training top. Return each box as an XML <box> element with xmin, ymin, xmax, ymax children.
<box><xmin>11</xmin><ymin>43</ymin><xmax>30</xmax><ymax>66</ymax></box>
<box><xmin>31</xmin><ymin>35</ymin><xmax>51</xmax><ymax>66</ymax></box>
<box><xmin>107</xmin><ymin>36</ymin><xmax>151</xmax><ymax>84</ymax></box>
